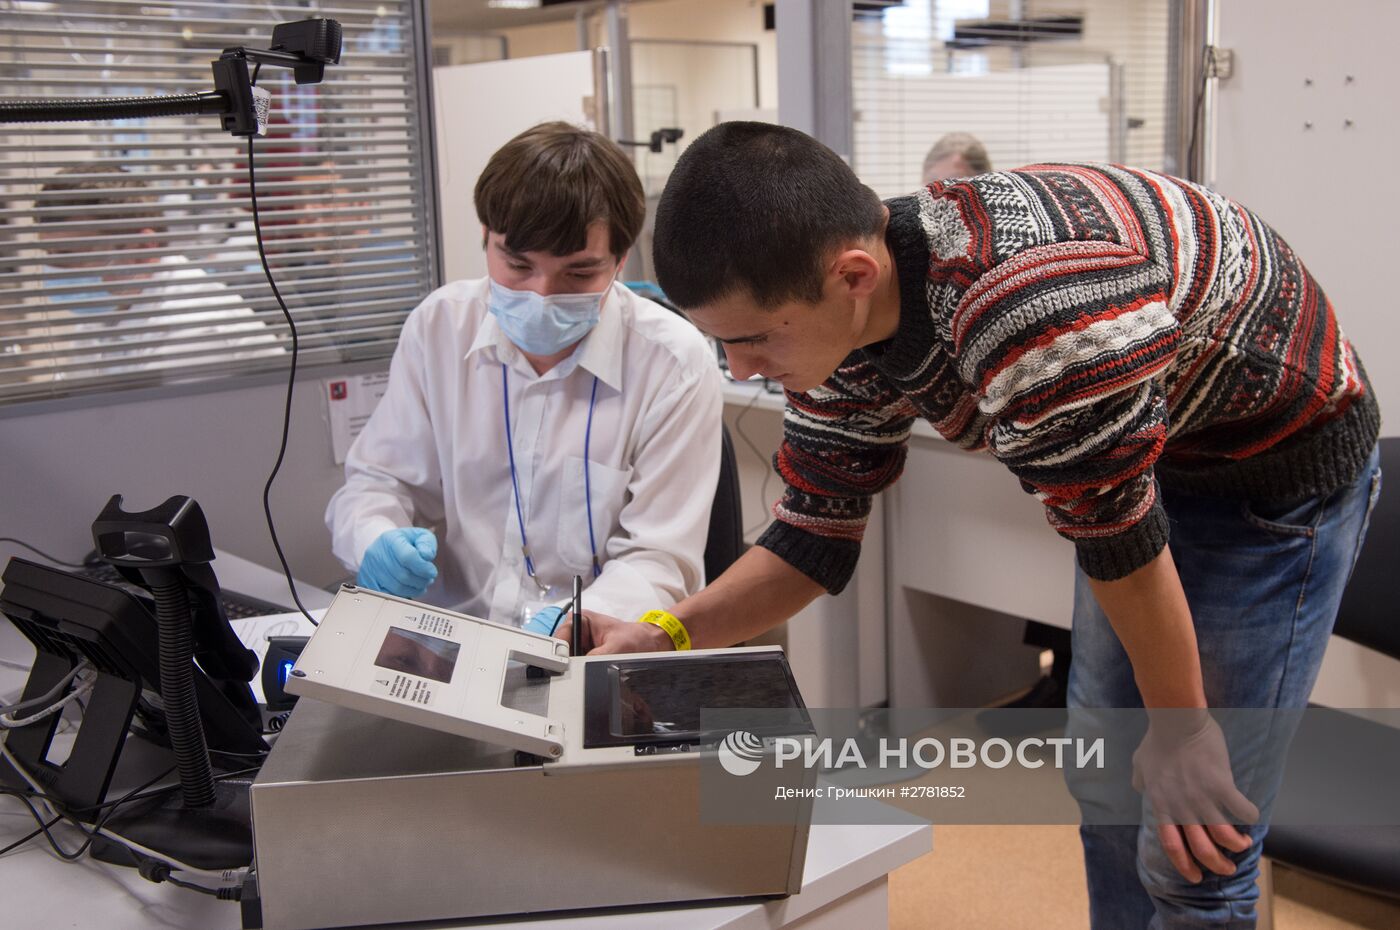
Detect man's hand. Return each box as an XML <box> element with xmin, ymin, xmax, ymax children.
<box><xmin>1131</xmin><ymin>714</ymin><xmax>1260</xmax><ymax>882</ymax></box>
<box><xmin>552</xmin><ymin>611</ymin><xmax>673</xmax><ymax>655</ymax></box>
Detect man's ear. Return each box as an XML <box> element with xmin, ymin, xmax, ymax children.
<box><xmin>481</xmin><ymin>225</ymin><xmax>490</xmax><ymax>250</ymax></box>
<box><xmin>829</xmin><ymin>248</ymin><xmax>881</xmax><ymax>300</ymax></box>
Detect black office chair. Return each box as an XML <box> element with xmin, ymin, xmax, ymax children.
<box><xmin>703</xmin><ymin>423</ymin><xmax>745</xmax><ymax>584</ymax></box>
<box><xmin>1260</xmin><ymin>437</ymin><xmax>1400</xmax><ymax>921</ymax></box>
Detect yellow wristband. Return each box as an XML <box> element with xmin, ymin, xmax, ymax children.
<box><xmin>637</xmin><ymin>609</ymin><xmax>691</xmax><ymax>651</ymax></box>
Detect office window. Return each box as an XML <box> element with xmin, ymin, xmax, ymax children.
<box><xmin>852</xmin><ymin>0</ymin><xmax>1172</xmax><ymax>200</ymax></box>
<box><xmin>0</xmin><ymin>0</ymin><xmax>440</xmax><ymax>406</ymax></box>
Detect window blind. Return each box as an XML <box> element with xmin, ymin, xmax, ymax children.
<box><xmin>0</xmin><ymin>0</ymin><xmax>440</xmax><ymax>405</ymax></box>
<box><xmin>852</xmin><ymin>0</ymin><xmax>1173</xmax><ymax>201</ymax></box>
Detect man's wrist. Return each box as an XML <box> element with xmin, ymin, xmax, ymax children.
<box><xmin>1145</xmin><ymin>706</ymin><xmax>1213</xmax><ymax>741</ymax></box>
<box><xmin>642</xmin><ymin>621</ymin><xmax>673</xmax><ymax>651</ymax></box>
<box><xmin>637</xmin><ymin>609</ymin><xmax>690</xmax><ymax>651</ymax></box>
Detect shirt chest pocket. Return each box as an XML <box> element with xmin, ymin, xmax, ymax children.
<box><xmin>556</xmin><ymin>454</ymin><xmax>631</xmax><ymax>571</ymax></box>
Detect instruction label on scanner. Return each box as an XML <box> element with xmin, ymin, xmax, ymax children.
<box><xmin>410</xmin><ymin>611</ymin><xmax>456</xmax><ymax>640</ymax></box>
<box><xmin>372</xmin><ymin>673</ymin><xmax>437</xmax><ymax>706</ymax></box>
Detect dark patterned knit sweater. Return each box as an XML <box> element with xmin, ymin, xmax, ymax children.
<box><xmin>757</xmin><ymin>163</ymin><xmax>1380</xmax><ymax>589</ymax></box>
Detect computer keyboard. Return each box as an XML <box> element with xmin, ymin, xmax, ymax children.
<box><xmin>76</xmin><ymin>562</ymin><xmax>291</xmax><ymax>620</ymax></box>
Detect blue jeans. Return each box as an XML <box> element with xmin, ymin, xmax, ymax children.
<box><xmin>1069</xmin><ymin>446</ymin><xmax>1382</xmax><ymax>930</ymax></box>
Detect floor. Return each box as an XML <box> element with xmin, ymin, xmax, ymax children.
<box><xmin>887</xmin><ymin>823</ymin><xmax>1400</xmax><ymax>930</ymax></box>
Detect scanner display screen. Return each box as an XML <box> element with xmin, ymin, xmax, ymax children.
<box><xmin>373</xmin><ymin>626</ymin><xmax>460</xmax><ymax>684</ymax></box>
<box><xmin>583</xmin><ymin>653</ymin><xmax>808</xmax><ymax>748</ymax></box>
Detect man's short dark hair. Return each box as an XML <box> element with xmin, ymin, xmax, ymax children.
<box><xmin>474</xmin><ymin>121</ymin><xmax>644</xmax><ymax>260</ymax></box>
<box><xmin>653</xmin><ymin>122</ymin><xmax>884</xmax><ymax>309</ymax></box>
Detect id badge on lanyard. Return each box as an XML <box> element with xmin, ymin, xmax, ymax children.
<box><xmin>518</xmin><ymin>581</ymin><xmax>573</xmax><ymax>630</ymax></box>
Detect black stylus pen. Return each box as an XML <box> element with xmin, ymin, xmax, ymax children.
<box><xmin>570</xmin><ymin>573</ymin><xmax>583</xmax><ymax>656</ymax></box>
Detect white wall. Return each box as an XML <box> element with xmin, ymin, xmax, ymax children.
<box><xmin>492</xmin><ymin>0</ymin><xmax>777</xmax><ymax>109</ymax></box>
<box><xmin>629</xmin><ymin>0</ymin><xmax>777</xmax><ymax>110</ymax></box>
<box><xmin>494</xmin><ymin>19</ymin><xmax>580</xmax><ymax>60</ymax></box>
<box><xmin>1211</xmin><ymin>0</ymin><xmax>1399</xmax><ymax>434</ymax></box>
<box><xmin>430</xmin><ymin>32</ymin><xmax>508</xmax><ymax>66</ymax></box>
<box><xmin>1211</xmin><ymin>0</ymin><xmax>1400</xmax><ymax>708</ymax></box>
<box><xmin>432</xmin><ymin>52</ymin><xmax>599</xmax><ymax>283</ymax></box>
<box><xmin>0</xmin><ymin>372</ymin><xmax>357</xmax><ymax>591</ymax></box>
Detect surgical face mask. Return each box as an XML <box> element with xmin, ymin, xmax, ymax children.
<box><xmin>487</xmin><ymin>276</ymin><xmax>613</xmax><ymax>356</ymax></box>
<box><xmin>40</xmin><ymin>270</ymin><xmax>117</xmax><ymax>316</ymax></box>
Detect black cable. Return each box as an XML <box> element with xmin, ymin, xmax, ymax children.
<box><xmin>138</xmin><ymin>857</ymin><xmax>241</xmax><ymax>899</ymax></box>
<box><xmin>1</xmin><ymin>773</ymin><xmax>244</xmax><ymax>902</ymax></box>
<box><xmin>208</xmin><ymin>747</ymin><xmax>271</xmax><ymax>761</ymax></box>
<box><xmin>2</xmin><ymin>759</ymin><xmax>180</xmax><ymax>821</ymax></box>
<box><xmin>0</xmin><ymin>762</ymin><xmax>178</xmax><ymax>860</ymax></box>
<box><xmin>0</xmin><ymin>815</ymin><xmax>60</xmax><ymax>857</ymax></box>
<box><xmin>1185</xmin><ymin>44</ymin><xmax>1212</xmax><ymax>180</ymax></box>
<box><xmin>75</xmin><ymin>764</ymin><xmax>258</xmax><ymax>817</ymax></box>
<box><xmin>0</xmin><ymin>537</ymin><xmax>86</xmax><ymax>569</ymax></box>
<box><xmin>2</xmin><ymin>759</ymin><xmax>259</xmax><ymax>884</ymax></box>
<box><xmin>167</xmin><ymin>872</ymin><xmax>241</xmax><ymax>900</ymax></box>
<box><xmin>247</xmin><ymin>134</ymin><xmax>319</xmax><ymax>628</ymax></box>
<box><xmin>0</xmin><ymin>788</ymin><xmax>84</xmax><ymax>860</ymax></box>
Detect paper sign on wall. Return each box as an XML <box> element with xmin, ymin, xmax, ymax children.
<box><xmin>325</xmin><ymin>372</ymin><xmax>391</xmax><ymax>464</ymax></box>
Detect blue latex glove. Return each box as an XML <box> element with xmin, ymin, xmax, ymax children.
<box><xmin>523</xmin><ymin>605</ymin><xmax>565</xmax><ymax>637</ymax></box>
<box><xmin>357</xmin><ymin>527</ymin><xmax>438</xmax><ymax>598</ymax></box>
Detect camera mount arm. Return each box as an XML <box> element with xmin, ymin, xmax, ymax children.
<box><xmin>0</xmin><ymin>17</ymin><xmax>341</xmax><ymax>137</ymax></box>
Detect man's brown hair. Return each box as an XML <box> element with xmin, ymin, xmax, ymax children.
<box><xmin>36</xmin><ymin>163</ymin><xmax>162</xmax><ymax>226</ymax></box>
<box><xmin>473</xmin><ymin>121</ymin><xmax>644</xmax><ymax>260</ymax></box>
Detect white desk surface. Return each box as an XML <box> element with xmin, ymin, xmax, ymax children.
<box><xmin>722</xmin><ymin>377</ymin><xmax>787</xmax><ymax>414</ymax></box>
<box><xmin>0</xmin><ymin>553</ymin><xmax>931</xmax><ymax>930</ymax></box>
<box><xmin>0</xmin><ymin>751</ymin><xmax>928</xmax><ymax>930</ymax></box>
<box><xmin>206</xmin><ymin>548</ymin><xmax>335</xmax><ymax>613</ymax></box>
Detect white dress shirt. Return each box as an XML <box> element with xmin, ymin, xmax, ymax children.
<box><xmin>45</xmin><ymin>255</ymin><xmax>281</xmax><ymax>379</ymax></box>
<box><xmin>325</xmin><ymin>276</ymin><xmax>724</xmax><ymax>625</ymax></box>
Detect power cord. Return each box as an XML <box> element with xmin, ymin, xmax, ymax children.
<box><xmin>139</xmin><ymin>856</ymin><xmax>242</xmax><ymax>900</ymax></box>
<box><xmin>0</xmin><ymin>739</ymin><xmax>251</xmax><ymax>896</ymax></box>
<box><xmin>246</xmin><ymin>129</ymin><xmax>318</xmax><ymax>628</ymax></box>
<box><xmin>0</xmin><ymin>665</ymin><xmax>95</xmax><ymax>729</ymax></box>
<box><xmin>0</xmin><ymin>740</ymin><xmax>177</xmax><ymax>862</ymax></box>
<box><xmin>0</xmin><ymin>812</ymin><xmax>62</xmax><ymax>858</ymax></box>
<box><xmin>0</xmin><ymin>660</ymin><xmax>91</xmax><ymax>719</ymax></box>
<box><xmin>0</xmin><ymin>537</ymin><xmax>86</xmax><ymax>569</ymax></box>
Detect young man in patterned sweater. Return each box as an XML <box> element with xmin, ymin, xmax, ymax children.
<box><xmin>560</xmin><ymin>122</ymin><xmax>1382</xmax><ymax>928</ymax></box>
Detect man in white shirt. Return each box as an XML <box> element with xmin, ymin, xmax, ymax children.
<box><xmin>325</xmin><ymin>122</ymin><xmax>723</xmax><ymax>630</ymax></box>
<box><xmin>33</xmin><ymin>165</ymin><xmax>281</xmax><ymax>382</ymax></box>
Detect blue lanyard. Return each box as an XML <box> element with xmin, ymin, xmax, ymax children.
<box><xmin>501</xmin><ymin>362</ymin><xmax>602</xmax><ymax>585</ymax></box>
